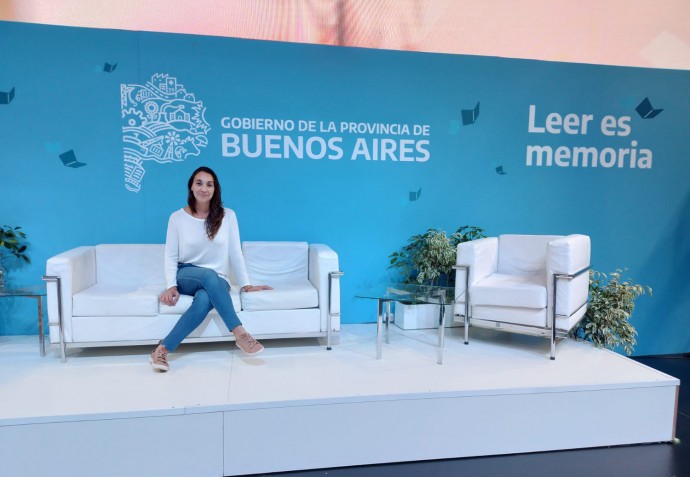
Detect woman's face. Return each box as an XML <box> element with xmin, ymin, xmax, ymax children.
<box><xmin>190</xmin><ymin>171</ymin><xmax>215</xmax><ymax>205</ymax></box>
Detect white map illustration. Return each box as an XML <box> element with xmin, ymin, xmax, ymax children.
<box><xmin>120</xmin><ymin>74</ymin><xmax>211</xmax><ymax>192</ymax></box>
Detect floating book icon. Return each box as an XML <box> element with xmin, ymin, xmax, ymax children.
<box><xmin>409</xmin><ymin>188</ymin><xmax>422</xmax><ymax>201</ymax></box>
<box><xmin>104</xmin><ymin>63</ymin><xmax>118</xmax><ymax>73</ymax></box>
<box><xmin>0</xmin><ymin>87</ymin><xmax>15</xmax><ymax>104</ymax></box>
<box><xmin>635</xmin><ymin>97</ymin><xmax>663</xmax><ymax>119</ymax></box>
<box><xmin>59</xmin><ymin>150</ymin><xmax>87</xmax><ymax>168</ymax></box>
<box><xmin>462</xmin><ymin>101</ymin><xmax>480</xmax><ymax>125</ymax></box>
<box><xmin>495</xmin><ymin>165</ymin><xmax>507</xmax><ymax>175</ymax></box>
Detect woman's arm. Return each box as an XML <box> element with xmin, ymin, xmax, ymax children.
<box><xmin>226</xmin><ymin>209</ymin><xmax>251</xmax><ymax>289</ymax></box>
<box><xmin>160</xmin><ymin>212</ymin><xmax>182</xmax><ymax>306</ymax></box>
<box><xmin>226</xmin><ymin>210</ymin><xmax>272</xmax><ymax>293</ymax></box>
<box><xmin>164</xmin><ymin>213</ymin><xmax>180</xmax><ymax>290</ymax></box>
<box><xmin>242</xmin><ymin>285</ymin><xmax>272</xmax><ymax>292</ymax></box>
<box><xmin>160</xmin><ymin>286</ymin><xmax>180</xmax><ymax>306</ymax></box>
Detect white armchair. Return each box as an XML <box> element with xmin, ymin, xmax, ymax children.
<box><xmin>453</xmin><ymin>234</ymin><xmax>590</xmax><ymax>359</ymax></box>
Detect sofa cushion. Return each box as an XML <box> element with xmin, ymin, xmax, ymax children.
<box><xmin>243</xmin><ymin>241</ymin><xmax>308</xmax><ymax>284</ymax></box>
<box><xmin>497</xmin><ymin>235</ymin><xmax>562</xmax><ymax>277</ymax></box>
<box><xmin>471</xmin><ymin>273</ymin><xmax>547</xmax><ymax>309</ymax></box>
<box><xmin>73</xmin><ymin>284</ymin><xmax>161</xmax><ymax>316</ymax></box>
<box><xmin>159</xmin><ymin>287</ymin><xmax>242</xmax><ymax>315</ymax></box>
<box><xmin>95</xmin><ymin>244</ymin><xmax>166</xmax><ymax>287</ymax></box>
<box><xmin>241</xmin><ymin>281</ymin><xmax>318</xmax><ymax>311</ymax></box>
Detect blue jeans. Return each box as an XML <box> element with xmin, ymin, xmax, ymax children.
<box><xmin>161</xmin><ymin>263</ymin><xmax>242</xmax><ymax>352</ymax></box>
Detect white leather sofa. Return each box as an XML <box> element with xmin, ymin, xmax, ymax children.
<box><xmin>453</xmin><ymin>234</ymin><xmax>590</xmax><ymax>359</ymax></box>
<box><xmin>44</xmin><ymin>242</ymin><xmax>342</xmax><ymax>361</ymax></box>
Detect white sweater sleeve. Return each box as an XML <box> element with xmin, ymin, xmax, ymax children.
<box><xmin>164</xmin><ymin>213</ymin><xmax>180</xmax><ymax>289</ymax></box>
<box><xmin>226</xmin><ymin>210</ymin><xmax>251</xmax><ymax>288</ymax></box>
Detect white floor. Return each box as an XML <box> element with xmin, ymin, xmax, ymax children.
<box><xmin>0</xmin><ymin>324</ymin><xmax>681</xmax><ymax>477</ymax></box>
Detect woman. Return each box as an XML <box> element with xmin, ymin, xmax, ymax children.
<box><xmin>150</xmin><ymin>166</ymin><xmax>272</xmax><ymax>372</ymax></box>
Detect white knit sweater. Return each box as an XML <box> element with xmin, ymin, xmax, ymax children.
<box><xmin>163</xmin><ymin>207</ymin><xmax>251</xmax><ymax>290</ymax></box>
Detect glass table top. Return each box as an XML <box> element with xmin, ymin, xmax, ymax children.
<box><xmin>0</xmin><ymin>284</ymin><xmax>47</xmax><ymax>297</ymax></box>
<box><xmin>355</xmin><ymin>283</ymin><xmax>455</xmax><ymax>305</ymax></box>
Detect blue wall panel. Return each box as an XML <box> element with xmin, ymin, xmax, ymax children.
<box><xmin>1</xmin><ymin>21</ymin><xmax>688</xmax><ymax>354</ymax></box>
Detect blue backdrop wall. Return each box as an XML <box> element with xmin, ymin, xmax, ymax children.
<box><xmin>1</xmin><ymin>21</ymin><xmax>689</xmax><ymax>355</ymax></box>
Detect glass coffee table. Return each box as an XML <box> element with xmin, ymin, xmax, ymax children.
<box><xmin>355</xmin><ymin>283</ymin><xmax>457</xmax><ymax>364</ymax></box>
<box><xmin>0</xmin><ymin>284</ymin><xmax>47</xmax><ymax>356</ymax></box>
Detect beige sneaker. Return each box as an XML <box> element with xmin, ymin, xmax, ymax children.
<box><xmin>149</xmin><ymin>344</ymin><xmax>169</xmax><ymax>372</ymax></box>
<box><xmin>236</xmin><ymin>332</ymin><xmax>264</xmax><ymax>356</ymax></box>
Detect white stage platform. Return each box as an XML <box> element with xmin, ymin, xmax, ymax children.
<box><xmin>0</xmin><ymin>324</ymin><xmax>679</xmax><ymax>477</ymax></box>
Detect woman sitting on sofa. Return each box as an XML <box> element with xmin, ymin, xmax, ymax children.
<box><xmin>150</xmin><ymin>166</ymin><xmax>272</xmax><ymax>372</ymax></box>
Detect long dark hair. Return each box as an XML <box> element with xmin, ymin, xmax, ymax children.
<box><xmin>187</xmin><ymin>166</ymin><xmax>225</xmax><ymax>239</ymax></box>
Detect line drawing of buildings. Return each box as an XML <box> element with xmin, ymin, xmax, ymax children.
<box><xmin>120</xmin><ymin>73</ymin><xmax>210</xmax><ymax>192</ymax></box>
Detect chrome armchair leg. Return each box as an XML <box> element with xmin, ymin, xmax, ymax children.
<box><xmin>438</xmin><ymin>303</ymin><xmax>446</xmax><ymax>365</ymax></box>
<box><xmin>42</xmin><ymin>275</ymin><xmax>66</xmax><ymax>363</ymax></box>
<box><xmin>327</xmin><ymin>271</ymin><xmax>344</xmax><ymax>351</ymax></box>
<box><xmin>376</xmin><ymin>299</ymin><xmax>384</xmax><ymax>359</ymax></box>
<box><xmin>552</xmin><ymin>266</ymin><xmax>589</xmax><ymax>360</ymax></box>
<box><xmin>464</xmin><ymin>296</ymin><xmax>470</xmax><ymax>345</ymax></box>
<box><xmin>385</xmin><ymin>301</ymin><xmax>391</xmax><ymax>344</ymax></box>
<box><xmin>453</xmin><ymin>264</ymin><xmax>470</xmax><ymax>345</ymax></box>
<box><xmin>552</xmin><ymin>273</ymin><xmax>559</xmax><ymax>360</ymax></box>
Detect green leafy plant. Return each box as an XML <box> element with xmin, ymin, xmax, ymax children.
<box><xmin>388</xmin><ymin>226</ymin><xmax>485</xmax><ymax>286</ymax></box>
<box><xmin>571</xmin><ymin>269</ymin><xmax>651</xmax><ymax>355</ymax></box>
<box><xmin>0</xmin><ymin>225</ymin><xmax>30</xmax><ymax>274</ymax></box>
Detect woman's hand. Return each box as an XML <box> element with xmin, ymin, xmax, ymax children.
<box><xmin>242</xmin><ymin>285</ymin><xmax>273</xmax><ymax>292</ymax></box>
<box><xmin>160</xmin><ymin>286</ymin><xmax>180</xmax><ymax>306</ymax></box>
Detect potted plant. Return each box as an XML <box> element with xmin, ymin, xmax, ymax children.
<box><xmin>570</xmin><ymin>269</ymin><xmax>651</xmax><ymax>355</ymax></box>
<box><xmin>388</xmin><ymin>226</ymin><xmax>485</xmax><ymax>329</ymax></box>
<box><xmin>389</xmin><ymin>226</ymin><xmax>486</xmax><ymax>287</ymax></box>
<box><xmin>0</xmin><ymin>225</ymin><xmax>30</xmax><ymax>289</ymax></box>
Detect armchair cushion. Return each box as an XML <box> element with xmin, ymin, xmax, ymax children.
<box><xmin>497</xmin><ymin>235</ymin><xmax>562</xmax><ymax>277</ymax></box>
<box><xmin>547</xmin><ymin>234</ymin><xmax>591</xmax><ymax>275</ymax></box>
<box><xmin>457</xmin><ymin>237</ymin><xmax>498</xmax><ymax>283</ymax></box>
<box><xmin>547</xmin><ymin>234</ymin><xmax>591</xmax><ymax>317</ymax></box>
<box><xmin>455</xmin><ymin>237</ymin><xmax>498</xmax><ymax>303</ymax></box>
<box><xmin>471</xmin><ymin>273</ymin><xmax>547</xmax><ymax>309</ymax></box>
